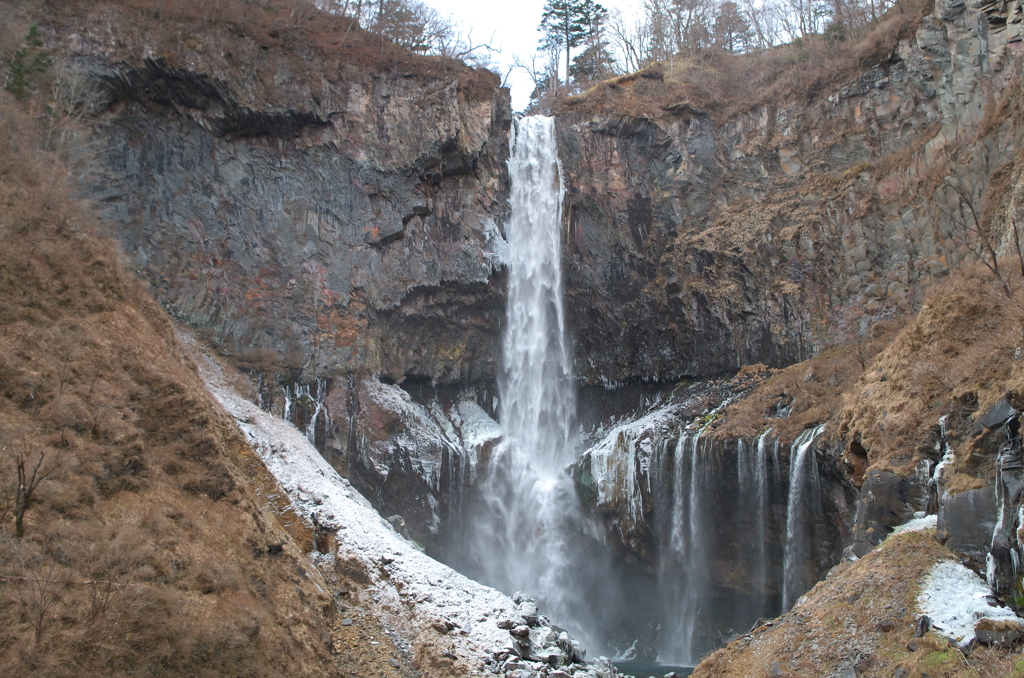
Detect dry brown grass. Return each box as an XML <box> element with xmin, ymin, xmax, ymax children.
<box><xmin>3</xmin><ymin>0</ymin><xmax>500</xmax><ymax>108</ymax></box>
<box><xmin>555</xmin><ymin>0</ymin><xmax>934</xmax><ymax>123</ymax></box>
<box><xmin>693</xmin><ymin>529</ymin><xmax>1021</xmax><ymax>678</ymax></box>
<box><xmin>714</xmin><ymin>321</ymin><xmax>899</xmax><ymax>445</ymax></box>
<box><xmin>0</xmin><ymin>86</ymin><xmax>342</xmax><ymax>677</ymax></box>
<box><xmin>712</xmin><ymin>256</ymin><xmax>1024</xmax><ymax>484</ymax></box>
<box><xmin>838</xmin><ymin>262</ymin><xmax>1024</xmax><ymax>471</ymax></box>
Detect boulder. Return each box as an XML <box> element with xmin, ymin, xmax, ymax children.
<box><xmin>974</xmin><ymin>617</ymin><xmax>1024</xmax><ymax>647</ymax></box>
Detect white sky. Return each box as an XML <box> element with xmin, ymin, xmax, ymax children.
<box><xmin>426</xmin><ymin>0</ymin><xmax>641</xmax><ymax>111</ymax></box>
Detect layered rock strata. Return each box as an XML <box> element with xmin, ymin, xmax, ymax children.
<box><xmin>555</xmin><ymin>0</ymin><xmax>1024</xmax><ymax>384</ymax></box>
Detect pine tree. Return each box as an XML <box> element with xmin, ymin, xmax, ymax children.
<box><xmin>539</xmin><ymin>0</ymin><xmax>608</xmax><ymax>86</ymax></box>
<box><xmin>4</xmin><ymin>25</ymin><xmax>51</xmax><ymax>100</ymax></box>
<box><xmin>569</xmin><ymin>43</ymin><xmax>616</xmax><ymax>84</ymax></box>
<box><xmin>712</xmin><ymin>2</ymin><xmax>751</xmax><ymax>53</ymax></box>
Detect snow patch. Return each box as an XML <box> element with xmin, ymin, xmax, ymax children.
<box><xmin>918</xmin><ymin>560</ymin><xmax>1021</xmax><ymax>646</ymax></box>
<box><xmin>181</xmin><ymin>331</ymin><xmax>517</xmax><ymax>661</ymax></box>
<box><xmin>889</xmin><ymin>514</ymin><xmax>938</xmax><ymax>536</ymax></box>
<box><xmin>454</xmin><ymin>399</ymin><xmax>502</xmax><ymax>453</ymax></box>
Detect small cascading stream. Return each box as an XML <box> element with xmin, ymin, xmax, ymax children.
<box><xmin>782</xmin><ymin>424</ymin><xmax>827</xmax><ymax>610</ymax></box>
<box><xmin>660</xmin><ymin>430</ymin><xmax>710</xmax><ymax>665</ymax></box>
<box><xmin>468</xmin><ymin>116</ymin><xmax>585</xmax><ymax>637</ymax></box>
<box><xmin>657</xmin><ymin>423</ymin><xmax>829</xmax><ymax>663</ymax></box>
<box><xmin>737</xmin><ymin>430</ymin><xmax>773</xmax><ymax>618</ymax></box>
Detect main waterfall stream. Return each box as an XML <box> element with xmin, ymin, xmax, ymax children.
<box><xmin>467</xmin><ymin>116</ymin><xmax>589</xmax><ymax>637</ymax></box>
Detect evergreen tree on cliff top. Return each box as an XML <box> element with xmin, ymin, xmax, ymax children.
<box><xmin>539</xmin><ymin>0</ymin><xmax>608</xmax><ymax>87</ymax></box>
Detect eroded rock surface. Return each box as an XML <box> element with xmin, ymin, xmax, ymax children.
<box><xmin>555</xmin><ymin>0</ymin><xmax>1024</xmax><ymax>384</ymax></box>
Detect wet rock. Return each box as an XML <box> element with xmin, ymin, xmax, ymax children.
<box><xmin>974</xmin><ymin>617</ymin><xmax>1024</xmax><ymax>647</ymax></box>
<box><xmin>851</xmin><ymin>470</ymin><xmax>922</xmax><ymax>557</ymax></box>
<box><xmin>533</xmin><ymin>645</ymin><xmax>567</xmax><ymax>666</ymax></box>
<box><xmin>937</xmin><ymin>486</ymin><xmax>997</xmax><ymax>564</ymax></box>
<box><xmin>971</xmin><ymin>398</ymin><xmax>1017</xmax><ymax>434</ymax></box>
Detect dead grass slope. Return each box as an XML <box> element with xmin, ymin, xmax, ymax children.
<box><xmin>555</xmin><ymin>0</ymin><xmax>934</xmax><ymax>123</ymax></box>
<box><xmin>710</xmin><ymin>260</ymin><xmax>1024</xmax><ymax>498</ymax></box>
<box><xmin>0</xmin><ymin>91</ymin><xmax>345</xmax><ymax>677</ymax></box>
<box><xmin>837</xmin><ymin>264</ymin><xmax>1024</xmax><ymax>478</ymax></box>
<box><xmin>693</xmin><ymin>530</ymin><xmax>1021</xmax><ymax>678</ymax></box>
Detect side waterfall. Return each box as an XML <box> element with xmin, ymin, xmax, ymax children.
<box><xmin>470</xmin><ymin>116</ymin><xmax>584</xmax><ymax>636</ymax></box>
<box><xmin>657</xmin><ymin>423</ymin><xmax>827</xmax><ymax>663</ymax></box>
<box><xmin>782</xmin><ymin>424</ymin><xmax>827</xmax><ymax>609</ymax></box>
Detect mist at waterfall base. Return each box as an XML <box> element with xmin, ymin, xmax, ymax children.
<box><xmin>441</xmin><ymin>116</ymin><xmax>838</xmax><ymax>665</ymax></box>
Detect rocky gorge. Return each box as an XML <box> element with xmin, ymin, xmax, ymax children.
<box><xmin>6</xmin><ymin>0</ymin><xmax>1024</xmax><ymax>674</ymax></box>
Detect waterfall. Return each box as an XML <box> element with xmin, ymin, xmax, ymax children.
<box><xmin>782</xmin><ymin>424</ymin><xmax>826</xmax><ymax>610</ymax></box>
<box><xmin>282</xmin><ymin>378</ymin><xmax>329</xmax><ymax>446</ymax></box>
<box><xmin>737</xmin><ymin>430</ymin><xmax>773</xmax><ymax>618</ymax></box>
<box><xmin>470</xmin><ymin>116</ymin><xmax>583</xmax><ymax>635</ymax></box>
<box><xmin>660</xmin><ymin>430</ymin><xmax>708</xmax><ymax>664</ymax></box>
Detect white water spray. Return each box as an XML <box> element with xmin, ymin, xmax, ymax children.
<box><xmin>471</xmin><ymin>116</ymin><xmax>581</xmax><ymax>632</ymax></box>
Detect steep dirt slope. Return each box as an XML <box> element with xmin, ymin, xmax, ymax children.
<box><xmin>693</xmin><ymin>528</ymin><xmax>1022</xmax><ymax>678</ymax></box>
<box><xmin>0</xmin><ymin>88</ymin><xmax>410</xmax><ymax>677</ymax></box>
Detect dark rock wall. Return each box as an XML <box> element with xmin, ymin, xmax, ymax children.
<box><xmin>85</xmin><ymin>56</ymin><xmax>512</xmax><ymax>385</ymax></box>
<box><xmin>555</xmin><ymin>0</ymin><xmax>1024</xmax><ymax>384</ymax></box>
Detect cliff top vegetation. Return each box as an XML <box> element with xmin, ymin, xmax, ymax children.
<box><xmin>552</xmin><ymin>0</ymin><xmax>933</xmax><ymax>122</ymax></box>
<box><xmin>0</xmin><ymin>0</ymin><xmax>502</xmax><ymax>112</ymax></box>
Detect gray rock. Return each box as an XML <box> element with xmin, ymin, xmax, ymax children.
<box><xmin>974</xmin><ymin>617</ymin><xmax>1024</xmax><ymax>647</ymax></box>
<box><xmin>915</xmin><ymin>615</ymin><xmax>932</xmax><ymax>637</ymax></box>
<box><xmin>972</xmin><ymin>398</ymin><xmax>1017</xmax><ymax>434</ymax></box>
<box><xmin>938</xmin><ymin>486</ymin><xmax>997</xmax><ymax>563</ymax></box>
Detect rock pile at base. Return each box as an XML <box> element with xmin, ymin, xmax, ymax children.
<box><xmin>482</xmin><ymin>593</ymin><xmax>616</xmax><ymax>678</ymax></box>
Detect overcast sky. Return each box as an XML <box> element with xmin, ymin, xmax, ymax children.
<box><xmin>426</xmin><ymin>0</ymin><xmax>641</xmax><ymax>110</ymax></box>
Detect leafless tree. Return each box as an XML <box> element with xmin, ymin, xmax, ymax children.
<box><xmin>608</xmin><ymin>9</ymin><xmax>653</xmax><ymax>72</ymax></box>
<box><xmin>4</xmin><ymin>540</ymin><xmax>70</xmax><ymax>644</ymax></box>
<box><xmin>2</xmin><ymin>434</ymin><xmax>64</xmax><ymax>538</ymax></box>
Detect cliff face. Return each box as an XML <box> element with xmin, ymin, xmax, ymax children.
<box><xmin>49</xmin><ymin>0</ymin><xmax>1024</xmax><ymax>657</ymax></box>
<box><xmin>51</xmin><ymin>7</ymin><xmax>513</xmax><ymax>548</ymax></box>
<box><xmin>71</xmin><ymin>23</ymin><xmax>512</xmax><ymax>386</ymax></box>
<box><xmin>541</xmin><ymin>0</ymin><xmax>1024</xmax><ymax>655</ymax></box>
<box><xmin>555</xmin><ymin>0</ymin><xmax>1024</xmax><ymax>384</ymax></box>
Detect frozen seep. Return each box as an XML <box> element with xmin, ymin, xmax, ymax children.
<box><xmin>918</xmin><ymin>560</ymin><xmax>1023</xmax><ymax>648</ymax></box>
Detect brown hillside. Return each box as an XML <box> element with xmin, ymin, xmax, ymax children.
<box><xmin>692</xmin><ymin>529</ymin><xmax>1022</xmax><ymax>678</ymax></box>
<box><xmin>0</xmin><ymin>83</ymin><xmax>345</xmax><ymax>677</ymax></box>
